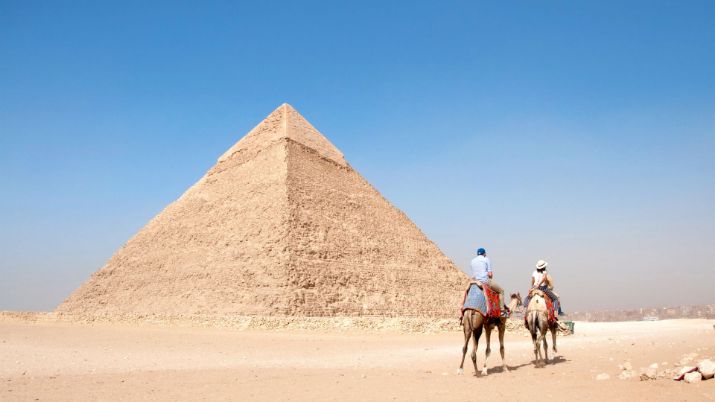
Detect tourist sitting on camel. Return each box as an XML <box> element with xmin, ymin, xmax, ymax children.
<box><xmin>524</xmin><ymin>259</ymin><xmax>564</xmax><ymax>316</ymax></box>
<box><xmin>459</xmin><ymin>247</ymin><xmax>509</xmax><ymax>323</ymax></box>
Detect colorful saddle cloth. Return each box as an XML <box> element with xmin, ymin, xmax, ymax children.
<box><xmin>463</xmin><ymin>284</ymin><xmax>501</xmax><ymax>318</ymax></box>
<box><xmin>544</xmin><ymin>294</ymin><xmax>556</xmax><ymax>324</ymax></box>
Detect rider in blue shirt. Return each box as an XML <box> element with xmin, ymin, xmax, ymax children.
<box><xmin>460</xmin><ymin>248</ymin><xmax>508</xmax><ymax>322</ymax></box>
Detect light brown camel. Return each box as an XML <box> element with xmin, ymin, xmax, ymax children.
<box><xmin>458</xmin><ymin>292</ymin><xmax>522</xmax><ymax>376</ymax></box>
<box><xmin>525</xmin><ymin>291</ymin><xmax>559</xmax><ymax>367</ymax></box>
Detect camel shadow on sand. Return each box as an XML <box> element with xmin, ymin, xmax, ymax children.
<box><xmin>465</xmin><ymin>356</ymin><xmax>570</xmax><ymax>377</ymax></box>
<box><xmin>494</xmin><ymin>355</ymin><xmax>569</xmax><ymax>373</ymax></box>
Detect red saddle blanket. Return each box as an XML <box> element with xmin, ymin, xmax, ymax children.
<box><xmin>544</xmin><ymin>295</ymin><xmax>556</xmax><ymax>324</ymax></box>
<box><xmin>484</xmin><ymin>286</ymin><xmax>501</xmax><ymax>318</ymax></box>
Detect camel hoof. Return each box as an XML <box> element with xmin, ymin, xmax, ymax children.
<box><xmin>503</xmin><ymin>366</ymin><xmax>510</xmax><ymax>373</ymax></box>
<box><xmin>456</xmin><ymin>368</ymin><xmax>464</xmax><ymax>375</ymax></box>
<box><xmin>481</xmin><ymin>369</ymin><xmax>488</xmax><ymax>376</ymax></box>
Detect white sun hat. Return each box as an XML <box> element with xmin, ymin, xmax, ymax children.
<box><xmin>535</xmin><ymin>260</ymin><xmax>549</xmax><ymax>270</ymax></box>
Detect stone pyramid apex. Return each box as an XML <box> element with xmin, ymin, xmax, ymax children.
<box><xmin>279</xmin><ymin>102</ymin><xmax>295</xmax><ymax>112</ymax></box>
<box><xmin>218</xmin><ymin>103</ymin><xmax>346</xmax><ymax>166</ymax></box>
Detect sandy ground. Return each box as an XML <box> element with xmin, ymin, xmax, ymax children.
<box><xmin>1</xmin><ymin>318</ymin><xmax>713</xmax><ymax>401</ymax></box>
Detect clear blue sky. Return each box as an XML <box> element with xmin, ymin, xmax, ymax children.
<box><xmin>1</xmin><ymin>1</ymin><xmax>713</xmax><ymax>312</ymax></box>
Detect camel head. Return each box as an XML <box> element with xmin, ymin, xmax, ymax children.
<box><xmin>510</xmin><ymin>293</ymin><xmax>523</xmax><ymax>307</ymax></box>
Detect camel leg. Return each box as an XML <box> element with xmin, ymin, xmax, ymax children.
<box><xmin>535</xmin><ymin>317</ymin><xmax>549</xmax><ymax>367</ymax></box>
<box><xmin>481</xmin><ymin>323</ymin><xmax>491</xmax><ymax>376</ymax></box>
<box><xmin>536</xmin><ymin>330</ymin><xmax>546</xmax><ymax>366</ymax></box>
<box><xmin>551</xmin><ymin>325</ymin><xmax>558</xmax><ymax>354</ymax></box>
<box><xmin>541</xmin><ymin>326</ymin><xmax>549</xmax><ymax>363</ymax></box>
<box><xmin>458</xmin><ymin>312</ymin><xmax>471</xmax><ymax>374</ymax></box>
<box><xmin>528</xmin><ymin>313</ymin><xmax>541</xmax><ymax>366</ymax></box>
<box><xmin>498</xmin><ymin>321</ymin><xmax>508</xmax><ymax>372</ymax></box>
<box><xmin>471</xmin><ymin>325</ymin><xmax>482</xmax><ymax>376</ymax></box>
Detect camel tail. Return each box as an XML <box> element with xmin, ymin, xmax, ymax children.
<box><xmin>527</xmin><ymin>311</ymin><xmax>540</xmax><ymax>338</ymax></box>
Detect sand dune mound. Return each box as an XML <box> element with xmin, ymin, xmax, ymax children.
<box><xmin>57</xmin><ymin>104</ymin><xmax>465</xmax><ymax>318</ymax></box>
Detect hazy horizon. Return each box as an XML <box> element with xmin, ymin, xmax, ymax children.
<box><xmin>1</xmin><ymin>1</ymin><xmax>713</xmax><ymax>312</ymax></box>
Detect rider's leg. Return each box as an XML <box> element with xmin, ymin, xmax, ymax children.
<box><xmin>540</xmin><ymin>286</ymin><xmax>564</xmax><ymax>315</ymax></box>
<box><xmin>487</xmin><ymin>279</ymin><xmax>506</xmax><ymax>310</ymax></box>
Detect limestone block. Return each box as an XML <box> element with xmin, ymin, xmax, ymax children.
<box><xmin>684</xmin><ymin>372</ymin><xmax>702</xmax><ymax>383</ymax></box>
<box><xmin>697</xmin><ymin>359</ymin><xmax>715</xmax><ymax>380</ymax></box>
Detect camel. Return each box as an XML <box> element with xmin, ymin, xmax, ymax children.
<box><xmin>525</xmin><ymin>291</ymin><xmax>559</xmax><ymax>367</ymax></box>
<box><xmin>458</xmin><ymin>292</ymin><xmax>522</xmax><ymax>376</ymax></box>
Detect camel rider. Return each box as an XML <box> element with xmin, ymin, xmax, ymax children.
<box><xmin>462</xmin><ymin>248</ymin><xmax>509</xmax><ymax>318</ymax></box>
<box><xmin>524</xmin><ymin>259</ymin><xmax>564</xmax><ymax>316</ymax></box>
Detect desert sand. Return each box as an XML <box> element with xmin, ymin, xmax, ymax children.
<box><xmin>1</xmin><ymin>317</ymin><xmax>713</xmax><ymax>401</ymax></box>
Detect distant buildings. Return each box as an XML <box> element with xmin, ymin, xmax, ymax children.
<box><xmin>567</xmin><ymin>304</ymin><xmax>715</xmax><ymax>322</ymax></box>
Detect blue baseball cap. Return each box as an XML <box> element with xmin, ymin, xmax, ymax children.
<box><xmin>477</xmin><ymin>248</ymin><xmax>486</xmax><ymax>255</ymax></box>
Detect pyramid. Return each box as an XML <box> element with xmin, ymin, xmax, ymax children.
<box><xmin>58</xmin><ymin>104</ymin><xmax>466</xmax><ymax>318</ymax></box>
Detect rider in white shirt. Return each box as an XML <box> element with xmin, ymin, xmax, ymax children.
<box><xmin>525</xmin><ymin>259</ymin><xmax>564</xmax><ymax>315</ymax></box>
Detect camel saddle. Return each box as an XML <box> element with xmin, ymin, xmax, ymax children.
<box><xmin>463</xmin><ymin>283</ymin><xmax>501</xmax><ymax>318</ymax></box>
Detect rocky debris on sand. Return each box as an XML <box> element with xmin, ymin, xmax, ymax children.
<box><xmin>596</xmin><ymin>373</ymin><xmax>610</xmax><ymax>380</ymax></box>
<box><xmin>672</xmin><ymin>358</ymin><xmax>715</xmax><ymax>383</ymax></box>
<box><xmin>3</xmin><ymin>311</ymin><xmax>537</xmax><ymax>334</ymax></box>
<box><xmin>618</xmin><ymin>361</ymin><xmax>635</xmax><ymax>380</ymax></box>
<box><xmin>683</xmin><ymin>372</ymin><xmax>702</xmax><ymax>383</ymax></box>
<box><xmin>618</xmin><ymin>370</ymin><xmax>635</xmax><ymax>380</ymax></box>
<box><xmin>639</xmin><ymin>363</ymin><xmax>658</xmax><ymax>381</ymax></box>
<box><xmin>697</xmin><ymin>359</ymin><xmax>715</xmax><ymax>380</ymax></box>
<box><xmin>674</xmin><ymin>366</ymin><xmax>697</xmax><ymax>380</ymax></box>
<box><xmin>656</xmin><ymin>370</ymin><xmax>669</xmax><ymax>379</ymax></box>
